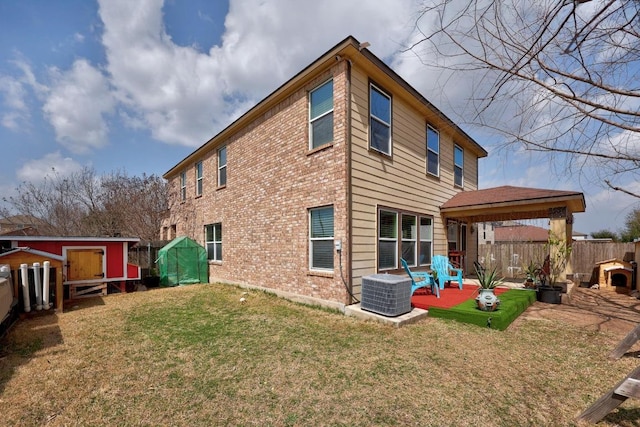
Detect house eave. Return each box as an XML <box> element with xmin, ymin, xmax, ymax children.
<box><xmin>441</xmin><ymin>194</ymin><xmax>586</xmax><ymax>223</ymax></box>
<box><xmin>164</xmin><ymin>35</ymin><xmax>488</xmax><ymax>179</ymax></box>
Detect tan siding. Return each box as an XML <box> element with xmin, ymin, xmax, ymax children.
<box><xmin>348</xmin><ymin>65</ymin><xmax>480</xmax><ymax>295</ymax></box>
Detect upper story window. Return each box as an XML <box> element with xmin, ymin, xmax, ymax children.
<box><xmin>180</xmin><ymin>171</ymin><xmax>186</xmax><ymax>201</ymax></box>
<box><xmin>369</xmin><ymin>84</ymin><xmax>392</xmax><ymax>156</ymax></box>
<box><xmin>309</xmin><ymin>206</ymin><xmax>334</xmax><ymax>271</ymax></box>
<box><xmin>195</xmin><ymin>161</ymin><xmax>203</xmax><ymax>196</ymax></box>
<box><xmin>454</xmin><ymin>144</ymin><xmax>464</xmax><ymax>187</ymax></box>
<box><xmin>218</xmin><ymin>146</ymin><xmax>227</xmax><ymax>187</ymax></box>
<box><xmin>427</xmin><ymin>125</ymin><xmax>439</xmax><ymax>176</ymax></box>
<box><xmin>309</xmin><ymin>80</ymin><xmax>333</xmax><ymax>149</ymax></box>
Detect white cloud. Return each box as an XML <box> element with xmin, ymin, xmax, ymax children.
<box><xmin>16</xmin><ymin>152</ymin><xmax>84</xmax><ymax>183</ymax></box>
<box><xmin>0</xmin><ymin>75</ymin><xmax>29</xmax><ymax>130</ymax></box>
<box><xmin>42</xmin><ymin>59</ymin><xmax>115</xmax><ymax>153</ymax></box>
<box><xmin>96</xmin><ymin>0</ymin><xmax>418</xmax><ymax>147</ymax></box>
<box><xmin>0</xmin><ymin>65</ymin><xmax>33</xmax><ymax>131</ymax></box>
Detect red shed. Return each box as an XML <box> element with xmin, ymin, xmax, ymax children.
<box><xmin>0</xmin><ymin>236</ymin><xmax>141</xmax><ymax>310</ymax></box>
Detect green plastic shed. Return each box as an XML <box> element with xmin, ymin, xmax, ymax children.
<box><xmin>157</xmin><ymin>236</ymin><xmax>208</xmax><ymax>287</ymax></box>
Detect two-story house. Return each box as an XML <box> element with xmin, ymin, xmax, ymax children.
<box><xmin>162</xmin><ymin>35</ymin><xmax>488</xmax><ymax>306</ymax></box>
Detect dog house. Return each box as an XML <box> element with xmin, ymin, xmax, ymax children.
<box><xmin>596</xmin><ymin>259</ymin><xmax>633</xmax><ymax>294</ymax></box>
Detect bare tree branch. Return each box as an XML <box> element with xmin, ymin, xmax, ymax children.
<box><xmin>410</xmin><ymin>0</ymin><xmax>640</xmax><ymax>196</ymax></box>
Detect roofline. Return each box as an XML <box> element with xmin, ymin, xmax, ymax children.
<box><xmin>356</xmin><ymin>47</ymin><xmax>487</xmax><ymax>158</ymax></box>
<box><xmin>441</xmin><ymin>191</ymin><xmax>586</xmax><ymax>213</ymax></box>
<box><xmin>0</xmin><ymin>236</ymin><xmax>141</xmax><ymax>243</ymax></box>
<box><xmin>0</xmin><ymin>247</ymin><xmax>65</xmax><ymax>261</ymax></box>
<box><xmin>164</xmin><ymin>35</ymin><xmax>487</xmax><ymax>179</ymax></box>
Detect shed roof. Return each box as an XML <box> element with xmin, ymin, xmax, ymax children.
<box><xmin>0</xmin><ymin>247</ymin><xmax>64</xmax><ymax>261</ymax></box>
<box><xmin>1</xmin><ymin>236</ymin><xmax>140</xmax><ymax>244</ymax></box>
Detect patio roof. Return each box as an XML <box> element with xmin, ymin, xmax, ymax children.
<box><xmin>440</xmin><ymin>186</ymin><xmax>586</xmax><ymax>223</ymax></box>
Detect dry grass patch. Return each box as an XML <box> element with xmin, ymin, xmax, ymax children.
<box><xmin>1</xmin><ymin>283</ymin><xmax>639</xmax><ymax>426</ymax></box>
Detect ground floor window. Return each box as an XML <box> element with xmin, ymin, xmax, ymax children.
<box><xmin>379</xmin><ymin>208</ymin><xmax>433</xmax><ymax>270</ymax></box>
<box><xmin>401</xmin><ymin>214</ymin><xmax>417</xmax><ymax>266</ymax></box>
<box><xmin>309</xmin><ymin>206</ymin><xmax>334</xmax><ymax>270</ymax></box>
<box><xmin>205</xmin><ymin>223</ymin><xmax>222</xmax><ymax>261</ymax></box>
<box><xmin>378</xmin><ymin>210</ymin><xmax>398</xmax><ymax>270</ymax></box>
<box><xmin>419</xmin><ymin>216</ymin><xmax>433</xmax><ymax>266</ymax></box>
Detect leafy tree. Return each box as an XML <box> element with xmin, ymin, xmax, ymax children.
<box><xmin>409</xmin><ymin>0</ymin><xmax>640</xmax><ymax>197</ymax></box>
<box><xmin>620</xmin><ymin>208</ymin><xmax>640</xmax><ymax>242</ymax></box>
<box><xmin>590</xmin><ymin>229</ymin><xmax>618</xmax><ymax>241</ymax></box>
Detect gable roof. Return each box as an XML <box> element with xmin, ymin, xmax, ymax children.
<box><xmin>164</xmin><ymin>35</ymin><xmax>487</xmax><ymax>179</ymax></box>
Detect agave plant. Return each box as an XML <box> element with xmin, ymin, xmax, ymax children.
<box><xmin>475</xmin><ymin>264</ymin><xmax>503</xmax><ymax>289</ymax></box>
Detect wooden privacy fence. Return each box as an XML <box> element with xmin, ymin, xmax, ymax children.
<box><xmin>478</xmin><ymin>241</ymin><xmax>635</xmax><ymax>279</ymax></box>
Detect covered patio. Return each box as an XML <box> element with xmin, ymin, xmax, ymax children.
<box><xmin>441</xmin><ymin>185</ymin><xmax>586</xmax><ymax>281</ymax></box>
<box><xmin>347</xmin><ymin>185</ymin><xmax>586</xmax><ymax>328</ymax></box>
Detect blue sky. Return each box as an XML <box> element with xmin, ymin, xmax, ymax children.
<box><xmin>0</xmin><ymin>0</ymin><xmax>635</xmax><ymax>235</ymax></box>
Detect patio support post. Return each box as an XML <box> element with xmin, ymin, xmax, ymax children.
<box><xmin>549</xmin><ymin>209</ymin><xmax>573</xmax><ymax>282</ymax></box>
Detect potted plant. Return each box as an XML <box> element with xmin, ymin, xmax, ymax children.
<box><xmin>537</xmin><ymin>232</ymin><xmax>572</xmax><ymax>304</ymax></box>
<box><xmin>522</xmin><ymin>260</ymin><xmax>538</xmax><ymax>289</ymax></box>
<box><xmin>475</xmin><ymin>264</ymin><xmax>503</xmax><ymax>311</ymax></box>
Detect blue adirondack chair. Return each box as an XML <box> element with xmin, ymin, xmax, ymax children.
<box><xmin>401</xmin><ymin>258</ymin><xmax>439</xmax><ymax>298</ymax></box>
<box><xmin>431</xmin><ymin>255</ymin><xmax>464</xmax><ymax>290</ymax></box>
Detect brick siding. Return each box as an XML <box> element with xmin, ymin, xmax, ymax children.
<box><xmin>164</xmin><ymin>61</ymin><xmax>351</xmax><ymax>304</ymax></box>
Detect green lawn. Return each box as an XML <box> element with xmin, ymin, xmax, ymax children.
<box><xmin>1</xmin><ymin>283</ymin><xmax>638</xmax><ymax>426</ymax></box>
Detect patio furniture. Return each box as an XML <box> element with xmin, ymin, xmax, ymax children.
<box><xmin>401</xmin><ymin>258</ymin><xmax>439</xmax><ymax>298</ymax></box>
<box><xmin>432</xmin><ymin>255</ymin><xmax>464</xmax><ymax>290</ymax></box>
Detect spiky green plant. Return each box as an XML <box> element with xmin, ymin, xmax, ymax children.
<box><xmin>475</xmin><ymin>264</ymin><xmax>503</xmax><ymax>289</ymax></box>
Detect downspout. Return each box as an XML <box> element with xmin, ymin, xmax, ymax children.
<box><xmin>346</xmin><ymin>58</ymin><xmax>354</xmax><ymax>304</ymax></box>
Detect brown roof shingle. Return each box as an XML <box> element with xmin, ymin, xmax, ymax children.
<box><xmin>441</xmin><ymin>185</ymin><xmax>585</xmax><ymax>209</ymax></box>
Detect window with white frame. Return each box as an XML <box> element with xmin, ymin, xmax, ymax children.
<box><xmin>379</xmin><ymin>208</ymin><xmax>433</xmax><ymax>271</ymax></box>
<box><xmin>205</xmin><ymin>223</ymin><xmax>222</xmax><ymax>261</ymax></box>
<box><xmin>369</xmin><ymin>84</ymin><xmax>392</xmax><ymax>155</ymax></box>
<box><xmin>180</xmin><ymin>171</ymin><xmax>186</xmax><ymax>201</ymax></box>
<box><xmin>427</xmin><ymin>125</ymin><xmax>439</xmax><ymax>176</ymax></box>
<box><xmin>454</xmin><ymin>144</ymin><xmax>464</xmax><ymax>187</ymax></box>
<box><xmin>195</xmin><ymin>161</ymin><xmax>203</xmax><ymax>196</ymax></box>
<box><xmin>309</xmin><ymin>206</ymin><xmax>334</xmax><ymax>270</ymax></box>
<box><xmin>378</xmin><ymin>210</ymin><xmax>398</xmax><ymax>270</ymax></box>
<box><xmin>419</xmin><ymin>217</ymin><xmax>433</xmax><ymax>266</ymax></box>
<box><xmin>401</xmin><ymin>214</ymin><xmax>417</xmax><ymax>267</ymax></box>
<box><xmin>309</xmin><ymin>80</ymin><xmax>333</xmax><ymax>149</ymax></box>
<box><xmin>218</xmin><ymin>146</ymin><xmax>227</xmax><ymax>187</ymax></box>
